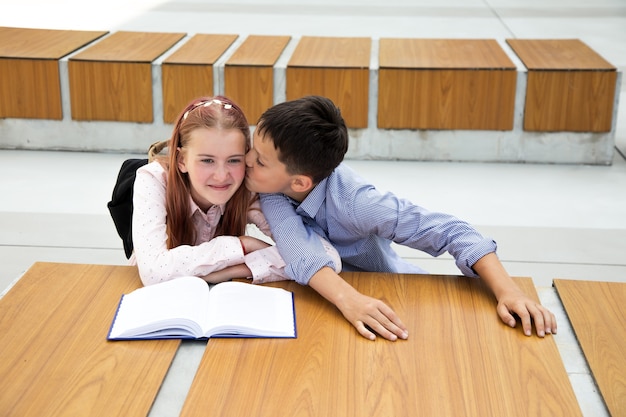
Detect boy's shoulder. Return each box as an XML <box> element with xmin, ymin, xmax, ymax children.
<box><xmin>325</xmin><ymin>163</ymin><xmax>371</xmax><ymax>195</ymax></box>
<box><xmin>331</xmin><ymin>163</ymin><xmax>366</xmax><ymax>182</ymax></box>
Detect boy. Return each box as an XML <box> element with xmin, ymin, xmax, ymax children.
<box><xmin>245</xmin><ymin>96</ymin><xmax>557</xmax><ymax>342</ymax></box>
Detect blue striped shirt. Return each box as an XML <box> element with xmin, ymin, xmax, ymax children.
<box><xmin>259</xmin><ymin>163</ymin><xmax>497</xmax><ymax>285</ymax></box>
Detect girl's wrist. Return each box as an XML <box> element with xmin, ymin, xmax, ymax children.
<box><xmin>239</xmin><ymin>237</ymin><xmax>247</xmax><ymax>255</ymax></box>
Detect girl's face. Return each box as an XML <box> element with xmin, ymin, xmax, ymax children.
<box><xmin>177</xmin><ymin>127</ymin><xmax>247</xmax><ymax>212</ymax></box>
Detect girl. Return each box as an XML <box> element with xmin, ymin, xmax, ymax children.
<box><xmin>130</xmin><ymin>96</ymin><xmax>335</xmax><ymax>285</ymax></box>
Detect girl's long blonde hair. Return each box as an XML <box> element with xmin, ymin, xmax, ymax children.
<box><xmin>163</xmin><ymin>96</ymin><xmax>251</xmax><ymax>249</ymax></box>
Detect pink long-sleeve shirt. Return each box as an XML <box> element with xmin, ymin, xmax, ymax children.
<box><xmin>129</xmin><ymin>161</ymin><xmax>289</xmax><ymax>286</ymax></box>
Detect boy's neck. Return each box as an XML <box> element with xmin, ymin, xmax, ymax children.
<box><xmin>285</xmin><ymin>188</ymin><xmax>312</xmax><ymax>203</ymax></box>
<box><xmin>282</xmin><ymin>173</ymin><xmax>317</xmax><ymax>203</ymax></box>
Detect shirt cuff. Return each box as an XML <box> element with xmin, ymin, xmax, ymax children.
<box><xmin>223</xmin><ymin>236</ymin><xmax>246</xmax><ymax>263</ymax></box>
<box><xmin>458</xmin><ymin>239</ymin><xmax>498</xmax><ymax>278</ymax></box>
<box><xmin>244</xmin><ymin>246</ymin><xmax>292</xmax><ymax>284</ymax></box>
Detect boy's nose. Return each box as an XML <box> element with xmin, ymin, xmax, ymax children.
<box><xmin>245</xmin><ymin>151</ymin><xmax>254</xmax><ymax>167</ymax></box>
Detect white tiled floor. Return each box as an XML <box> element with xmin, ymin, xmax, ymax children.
<box><xmin>1</xmin><ymin>1</ymin><xmax>625</xmax><ymax>416</ymax></box>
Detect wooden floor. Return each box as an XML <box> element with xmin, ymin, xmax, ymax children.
<box><xmin>0</xmin><ymin>264</ymin><xmax>585</xmax><ymax>417</ymax></box>
<box><xmin>554</xmin><ymin>279</ymin><xmax>626</xmax><ymax>417</ymax></box>
<box><xmin>182</xmin><ymin>274</ymin><xmax>581</xmax><ymax>417</ymax></box>
<box><xmin>0</xmin><ymin>263</ymin><xmax>179</xmax><ymax>416</ymax></box>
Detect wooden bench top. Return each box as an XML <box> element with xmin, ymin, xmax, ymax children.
<box><xmin>182</xmin><ymin>273</ymin><xmax>581</xmax><ymax>417</ymax></box>
<box><xmin>380</xmin><ymin>38</ymin><xmax>515</xmax><ymax>69</ymax></box>
<box><xmin>288</xmin><ymin>36</ymin><xmax>371</xmax><ymax>68</ymax></box>
<box><xmin>163</xmin><ymin>33</ymin><xmax>238</xmax><ymax>65</ymax></box>
<box><xmin>554</xmin><ymin>279</ymin><xmax>626</xmax><ymax>417</ymax></box>
<box><xmin>506</xmin><ymin>39</ymin><xmax>615</xmax><ymax>70</ymax></box>
<box><xmin>0</xmin><ymin>26</ymin><xmax>107</xmax><ymax>59</ymax></box>
<box><xmin>226</xmin><ymin>35</ymin><xmax>291</xmax><ymax>66</ymax></box>
<box><xmin>0</xmin><ymin>262</ymin><xmax>180</xmax><ymax>416</ymax></box>
<box><xmin>71</xmin><ymin>31</ymin><xmax>185</xmax><ymax>62</ymax></box>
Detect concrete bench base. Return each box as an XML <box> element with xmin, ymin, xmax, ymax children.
<box><xmin>0</xmin><ymin>29</ymin><xmax>620</xmax><ymax>165</ymax></box>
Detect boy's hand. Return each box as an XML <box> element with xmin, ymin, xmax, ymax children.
<box><xmin>338</xmin><ymin>290</ymin><xmax>409</xmax><ymax>341</ymax></box>
<box><xmin>496</xmin><ymin>288</ymin><xmax>557</xmax><ymax>337</ymax></box>
<box><xmin>472</xmin><ymin>252</ymin><xmax>557</xmax><ymax>337</ymax></box>
<box><xmin>308</xmin><ymin>267</ymin><xmax>409</xmax><ymax>341</ymax></box>
<box><xmin>239</xmin><ymin>236</ymin><xmax>271</xmax><ymax>254</ymax></box>
<box><xmin>202</xmin><ymin>264</ymin><xmax>252</xmax><ymax>284</ymax></box>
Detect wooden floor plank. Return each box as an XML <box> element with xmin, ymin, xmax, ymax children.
<box><xmin>0</xmin><ymin>262</ymin><xmax>180</xmax><ymax>417</ymax></box>
<box><xmin>554</xmin><ymin>279</ymin><xmax>626</xmax><ymax>417</ymax></box>
<box><xmin>182</xmin><ymin>273</ymin><xmax>581</xmax><ymax>417</ymax></box>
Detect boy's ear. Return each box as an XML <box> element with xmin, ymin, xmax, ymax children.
<box><xmin>290</xmin><ymin>174</ymin><xmax>314</xmax><ymax>193</ymax></box>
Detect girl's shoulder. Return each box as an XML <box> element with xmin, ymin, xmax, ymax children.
<box><xmin>134</xmin><ymin>161</ymin><xmax>170</xmax><ymax>196</ymax></box>
<box><xmin>139</xmin><ymin>159</ymin><xmax>166</xmax><ymax>173</ymax></box>
<box><xmin>137</xmin><ymin>160</ymin><xmax>167</xmax><ymax>181</ymax></box>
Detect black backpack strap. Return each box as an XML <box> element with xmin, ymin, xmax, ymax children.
<box><xmin>107</xmin><ymin>158</ymin><xmax>149</xmax><ymax>259</ymax></box>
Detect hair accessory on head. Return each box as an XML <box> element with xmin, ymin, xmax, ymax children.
<box><xmin>183</xmin><ymin>99</ymin><xmax>233</xmax><ymax>120</ymax></box>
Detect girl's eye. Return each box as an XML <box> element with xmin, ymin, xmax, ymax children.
<box><xmin>256</xmin><ymin>158</ymin><xmax>265</xmax><ymax>167</ymax></box>
<box><xmin>201</xmin><ymin>158</ymin><xmax>214</xmax><ymax>164</ymax></box>
<box><xmin>228</xmin><ymin>158</ymin><xmax>244</xmax><ymax>164</ymax></box>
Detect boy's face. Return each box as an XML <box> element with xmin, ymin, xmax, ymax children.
<box><xmin>245</xmin><ymin>129</ymin><xmax>296</xmax><ymax>197</ymax></box>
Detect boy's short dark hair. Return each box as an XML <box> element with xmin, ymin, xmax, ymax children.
<box><xmin>256</xmin><ymin>95</ymin><xmax>348</xmax><ymax>184</ymax></box>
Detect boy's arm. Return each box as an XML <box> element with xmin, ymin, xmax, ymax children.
<box><xmin>261</xmin><ymin>193</ymin><xmax>407</xmax><ymax>341</ymax></box>
<box><xmin>347</xmin><ymin>184</ymin><xmax>557</xmax><ymax>338</ymax></box>
<box><xmin>259</xmin><ymin>193</ymin><xmax>337</xmax><ymax>283</ymax></box>
<box><xmin>472</xmin><ymin>252</ymin><xmax>557</xmax><ymax>337</ymax></box>
<box><xmin>308</xmin><ymin>267</ymin><xmax>409</xmax><ymax>341</ymax></box>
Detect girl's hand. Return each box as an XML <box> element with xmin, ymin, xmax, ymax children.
<box><xmin>201</xmin><ymin>264</ymin><xmax>252</xmax><ymax>283</ymax></box>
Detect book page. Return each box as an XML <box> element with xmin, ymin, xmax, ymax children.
<box><xmin>205</xmin><ymin>282</ymin><xmax>295</xmax><ymax>337</ymax></box>
<box><xmin>109</xmin><ymin>276</ymin><xmax>210</xmax><ymax>339</ymax></box>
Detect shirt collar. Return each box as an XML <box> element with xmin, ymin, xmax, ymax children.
<box><xmin>293</xmin><ymin>176</ymin><xmax>328</xmax><ymax>218</ymax></box>
<box><xmin>188</xmin><ymin>196</ymin><xmax>226</xmax><ymax>218</ymax></box>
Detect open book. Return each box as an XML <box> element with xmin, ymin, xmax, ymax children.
<box><xmin>108</xmin><ymin>276</ymin><xmax>296</xmax><ymax>340</ymax></box>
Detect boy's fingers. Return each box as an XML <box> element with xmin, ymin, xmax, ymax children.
<box><xmin>355</xmin><ymin>321</ymin><xmax>377</xmax><ymax>341</ymax></box>
<box><xmin>362</xmin><ymin>320</ymin><xmax>398</xmax><ymax>341</ymax></box>
<box><xmin>549</xmin><ymin>311</ymin><xmax>558</xmax><ymax>334</ymax></box>
<box><xmin>360</xmin><ymin>313</ymin><xmax>408</xmax><ymax>342</ymax></box>
<box><xmin>497</xmin><ymin>302</ymin><xmax>532</xmax><ymax>335</ymax></box>
<box><xmin>498</xmin><ymin>301</ymin><xmax>557</xmax><ymax>338</ymax></box>
<box><xmin>535</xmin><ymin>307</ymin><xmax>557</xmax><ymax>335</ymax></box>
<box><xmin>527</xmin><ymin>303</ymin><xmax>545</xmax><ymax>337</ymax></box>
<box><xmin>376</xmin><ymin>305</ymin><xmax>409</xmax><ymax>339</ymax></box>
<box><xmin>497</xmin><ymin>303</ymin><xmax>517</xmax><ymax>328</ymax></box>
